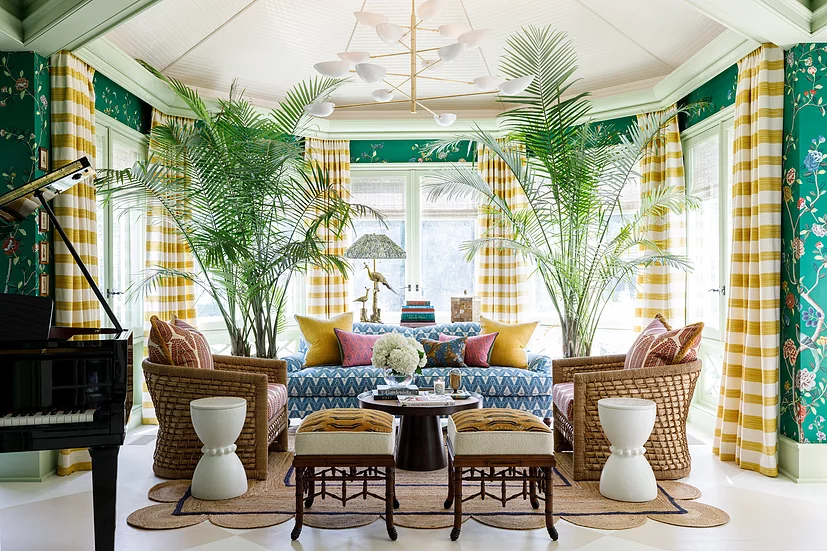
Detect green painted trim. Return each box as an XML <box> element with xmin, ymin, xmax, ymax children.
<box><xmin>688</xmin><ymin>403</ymin><xmax>717</xmax><ymax>436</ymax></box>
<box><xmin>0</xmin><ymin>2</ymin><xmax>22</xmax><ymax>49</ymax></box>
<box><xmin>778</xmin><ymin>435</ymin><xmax>827</xmax><ymax>482</ymax></box>
<box><xmin>0</xmin><ymin>450</ymin><xmax>57</xmax><ymax>481</ymax></box>
<box><xmin>127</xmin><ymin>404</ymin><xmax>143</xmax><ymax>431</ymax></box>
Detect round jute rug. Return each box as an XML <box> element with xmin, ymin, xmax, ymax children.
<box><xmin>127</xmin><ymin>441</ymin><xmax>729</xmax><ymax>532</ymax></box>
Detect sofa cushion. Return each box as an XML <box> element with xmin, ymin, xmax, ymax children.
<box><xmin>295</xmin><ymin>312</ymin><xmax>353</xmax><ymax>367</ymax></box>
<box><xmin>421</xmin><ymin>337</ymin><xmax>467</xmax><ymax>367</ymax></box>
<box><xmin>147</xmin><ymin>315</ymin><xmax>213</xmax><ymax>370</ymax></box>
<box><xmin>624</xmin><ymin>313</ymin><xmax>704</xmax><ymax>370</ymax></box>
<box><xmin>334</xmin><ymin>328</ymin><xmax>381</xmax><ymax>368</ymax></box>
<box><xmin>287</xmin><ymin>365</ymin><xmax>553</xmax><ymax>399</ymax></box>
<box><xmin>480</xmin><ymin>316</ymin><xmax>538</xmax><ymax>369</ymax></box>
<box><xmin>266</xmin><ymin>383</ymin><xmax>287</xmax><ymax>419</ymax></box>
<box><xmin>440</xmin><ymin>332</ymin><xmax>497</xmax><ymax>367</ymax></box>
<box><xmin>552</xmin><ymin>382</ymin><xmax>575</xmax><ymax>420</ymax></box>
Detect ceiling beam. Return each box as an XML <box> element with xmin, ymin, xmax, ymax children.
<box><xmin>681</xmin><ymin>0</ymin><xmax>812</xmax><ymax>47</ymax></box>
<box><xmin>0</xmin><ymin>0</ymin><xmax>163</xmax><ymax>55</ymax></box>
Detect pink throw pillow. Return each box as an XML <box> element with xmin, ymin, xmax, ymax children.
<box><xmin>147</xmin><ymin>315</ymin><xmax>214</xmax><ymax>369</ymax></box>
<box><xmin>624</xmin><ymin>314</ymin><xmax>704</xmax><ymax>370</ymax></box>
<box><xmin>334</xmin><ymin>328</ymin><xmax>382</xmax><ymax>367</ymax></box>
<box><xmin>439</xmin><ymin>332</ymin><xmax>498</xmax><ymax>367</ymax></box>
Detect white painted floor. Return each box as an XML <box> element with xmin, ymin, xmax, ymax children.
<box><xmin>0</xmin><ymin>425</ymin><xmax>825</xmax><ymax>551</ymax></box>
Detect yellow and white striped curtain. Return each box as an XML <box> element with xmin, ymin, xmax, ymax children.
<box><xmin>713</xmin><ymin>44</ymin><xmax>783</xmax><ymax>477</ymax></box>
<box><xmin>634</xmin><ymin>105</ymin><xmax>687</xmax><ymax>330</ymax></box>
<box><xmin>476</xmin><ymin>141</ymin><xmax>528</xmax><ymax>323</ymax></box>
<box><xmin>141</xmin><ymin>109</ymin><xmax>198</xmax><ymax>425</ymax></box>
<box><xmin>305</xmin><ymin>138</ymin><xmax>351</xmax><ymax>317</ymax></box>
<box><xmin>50</xmin><ymin>51</ymin><xmax>98</xmax><ymax>475</ymax></box>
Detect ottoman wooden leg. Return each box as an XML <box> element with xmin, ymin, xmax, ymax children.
<box><xmin>544</xmin><ymin>466</ymin><xmax>558</xmax><ymax>541</ymax></box>
<box><xmin>385</xmin><ymin>466</ymin><xmax>398</xmax><ymax>541</ymax></box>
<box><xmin>291</xmin><ymin>466</ymin><xmax>304</xmax><ymax>540</ymax></box>
<box><xmin>529</xmin><ymin>467</ymin><xmax>540</xmax><ymax>509</ymax></box>
<box><xmin>450</xmin><ymin>466</ymin><xmax>462</xmax><ymax>541</ymax></box>
<box><xmin>304</xmin><ymin>468</ymin><xmax>315</xmax><ymax>508</ymax></box>
<box><xmin>444</xmin><ymin>453</ymin><xmax>454</xmax><ymax>509</ymax></box>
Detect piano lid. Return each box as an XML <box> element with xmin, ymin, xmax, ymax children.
<box><xmin>0</xmin><ymin>157</ymin><xmax>94</xmax><ymax>222</ymax></box>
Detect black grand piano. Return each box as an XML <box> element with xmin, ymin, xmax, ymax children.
<box><xmin>0</xmin><ymin>157</ymin><xmax>131</xmax><ymax>551</ymax></box>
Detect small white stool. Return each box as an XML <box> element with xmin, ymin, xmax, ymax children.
<box><xmin>190</xmin><ymin>397</ymin><xmax>248</xmax><ymax>500</ymax></box>
<box><xmin>597</xmin><ymin>398</ymin><xmax>657</xmax><ymax>503</ymax></box>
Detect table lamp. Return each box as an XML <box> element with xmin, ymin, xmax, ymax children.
<box><xmin>345</xmin><ymin>233</ymin><xmax>406</xmax><ymax>323</ymax></box>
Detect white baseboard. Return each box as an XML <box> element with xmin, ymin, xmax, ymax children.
<box><xmin>687</xmin><ymin>403</ymin><xmax>716</xmax><ymax>436</ymax></box>
<box><xmin>778</xmin><ymin>435</ymin><xmax>827</xmax><ymax>483</ymax></box>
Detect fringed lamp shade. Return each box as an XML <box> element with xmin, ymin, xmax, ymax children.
<box><xmin>345</xmin><ymin>234</ymin><xmax>407</xmax><ymax>260</ymax></box>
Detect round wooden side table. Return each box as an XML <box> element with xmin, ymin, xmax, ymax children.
<box><xmin>357</xmin><ymin>391</ymin><xmax>482</xmax><ymax>471</ymax></box>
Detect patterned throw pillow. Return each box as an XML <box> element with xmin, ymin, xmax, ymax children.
<box><xmin>439</xmin><ymin>332</ymin><xmax>497</xmax><ymax>367</ymax></box>
<box><xmin>624</xmin><ymin>314</ymin><xmax>704</xmax><ymax>370</ymax></box>
<box><xmin>148</xmin><ymin>315</ymin><xmax>214</xmax><ymax>369</ymax></box>
<box><xmin>334</xmin><ymin>328</ymin><xmax>382</xmax><ymax>367</ymax></box>
<box><xmin>421</xmin><ymin>337</ymin><xmax>467</xmax><ymax>368</ymax></box>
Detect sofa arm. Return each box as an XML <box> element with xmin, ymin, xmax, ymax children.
<box><xmin>552</xmin><ymin>354</ymin><xmax>626</xmax><ymax>384</ymax></box>
<box><xmin>282</xmin><ymin>352</ymin><xmax>305</xmax><ymax>374</ymax></box>
<box><xmin>527</xmin><ymin>353</ymin><xmax>553</xmax><ymax>375</ymax></box>
<box><xmin>213</xmin><ymin>354</ymin><xmax>287</xmax><ymax>386</ymax></box>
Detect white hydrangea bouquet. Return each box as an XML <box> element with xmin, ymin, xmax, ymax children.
<box><xmin>371</xmin><ymin>332</ymin><xmax>427</xmax><ymax>385</ymax></box>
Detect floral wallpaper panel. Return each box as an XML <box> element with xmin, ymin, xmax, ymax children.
<box><xmin>93</xmin><ymin>71</ymin><xmax>151</xmax><ymax>134</ymax></box>
<box><xmin>680</xmin><ymin>63</ymin><xmax>739</xmax><ymax>130</ymax></box>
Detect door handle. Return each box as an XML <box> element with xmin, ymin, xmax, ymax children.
<box><xmin>106</xmin><ymin>289</ymin><xmax>124</xmax><ymax>298</ymax></box>
<box><xmin>707</xmin><ymin>286</ymin><xmax>726</xmax><ymax>296</ymax></box>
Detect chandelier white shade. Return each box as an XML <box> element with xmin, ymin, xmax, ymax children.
<box><xmin>371</xmin><ymin>89</ymin><xmax>394</xmax><ymax>102</ymax></box>
<box><xmin>416</xmin><ymin>0</ymin><xmax>444</xmax><ymax>21</ymax></box>
<box><xmin>304</xmin><ymin>102</ymin><xmax>335</xmax><ymax>117</ymax></box>
<box><xmin>354</xmin><ymin>11</ymin><xmax>387</xmax><ymax>28</ymax></box>
<box><xmin>355</xmin><ymin>62</ymin><xmax>387</xmax><ymax>83</ymax></box>
<box><xmin>439</xmin><ymin>24</ymin><xmax>469</xmax><ymax>38</ymax></box>
<box><xmin>438</xmin><ymin>42</ymin><xmax>467</xmax><ymax>64</ymax></box>
<box><xmin>376</xmin><ymin>22</ymin><xmax>404</xmax><ymax>45</ymax></box>
<box><xmin>420</xmin><ymin>58</ymin><xmax>441</xmax><ymax>72</ymax></box>
<box><xmin>434</xmin><ymin>113</ymin><xmax>457</xmax><ymax>127</ymax></box>
<box><xmin>458</xmin><ymin>29</ymin><xmax>491</xmax><ymax>49</ymax></box>
<box><xmin>313</xmin><ymin>60</ymin><xmax>350</xmax><ymax>78</ymax></box>
<box><xmin>474</xmin><ymin>76</ymin><xmax>502</xmax><ymax>91</ymax></box>
<box><xmin>498</xmin><ymin>75</ymin><xmax>535</xmax><ymax>95</ymax></box>
<box><xmin>337</xmin><ymin>51</ymin><xmax>370</xmax><ymax>65</ymax></box>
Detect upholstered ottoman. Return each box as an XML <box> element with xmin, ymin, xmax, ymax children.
<box><xmin>445</xmin><ymin>408</ymin><xmax>558</xmax><ymax>541</ymax></box>
<box><xmin>291</xmin><ymin>408</ymin><xmax>398</xmax><ymax>541</ymax></box>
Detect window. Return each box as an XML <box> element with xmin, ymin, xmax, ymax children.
<box><xmin>349</xmin><ymin>167</ymin><xmax>477</xmax><ymax>321</ymax></box>
<box><xmin>683</xmin><ymin>114</ymin><xmax>735</xmax><ymax>411</ymax></box>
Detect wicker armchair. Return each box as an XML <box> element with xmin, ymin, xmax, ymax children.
<box><xmin>143</xmin><ymin>355</ymin><xmax>289</xmax><ymax>481</ymax></box>
<box><xmin>552</xmin><ymin>354</ymin><xmax>701</xmax><ymax>481</ymax></box>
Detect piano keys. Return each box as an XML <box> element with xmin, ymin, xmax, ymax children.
<box><xmin>0</xmin><ymin>408</ymin><xmax>98</xmax><ymax>427</ymax></box>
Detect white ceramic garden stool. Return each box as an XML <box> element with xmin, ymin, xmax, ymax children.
<box><xmin>597</xmin><ymin>398</ymin><xmax>657</xmax><ymax>503</ymax></box>
<box><xmin>190</xmin><ymin>397</ymin><xmax>248</xmax><ymax>501</ymax></box>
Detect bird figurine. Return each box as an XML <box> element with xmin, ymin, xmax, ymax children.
<box><xmin>354</xmin><ymin>287</ymin><xmax>372</xmax><ymax>305</ymax></box>
<box><xmin>364</xmin><ymin>263</ymin><xmax>397</xmax><ymax>294</ymax></box>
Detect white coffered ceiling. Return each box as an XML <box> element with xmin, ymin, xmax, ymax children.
<box><xmin>104</xmin><ymin>0</ymin><xmax>726</xmax><ymax>116</ymax></box>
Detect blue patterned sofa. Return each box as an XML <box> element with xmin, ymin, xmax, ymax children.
<box><xmin>283</xmin><ymin>322</ymin><xmax>554</xmax><ymax>419</ymax></box>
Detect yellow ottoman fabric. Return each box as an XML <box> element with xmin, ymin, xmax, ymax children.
<box><xmin>448</xmin><ymin>408</ymin><xmax>553</xmax><ymax>456</ymax></box>
<box><xmin>295</xmin><ymin>408</ymin><xmax>395</xmax><ymax>456</ymax></box>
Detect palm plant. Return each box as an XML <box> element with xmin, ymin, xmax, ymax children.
<box><xmin>97</xmin><ymin>74</ymin><xmax>381</xmax><ymax>358</ymax></box>
<box><xmin>427</xmin><ymin>26</ymin><xmax>696</xmax><ymax>358</ymax></box>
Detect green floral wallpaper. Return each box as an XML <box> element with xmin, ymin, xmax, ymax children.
<box><xmin>93</xmin><ymin>71</ymin><xmax>151</xmax><ymax>134</ymax></box>
<box><xmin>680</xmin><ymin>63</ymin><xmax>739</xmax><ymax>130</ymax></box>
<box><xmin>351</xmin><ymin>140</ymin><xmax>475</xmax><ymax>163</ymax></box>
<box><xmin>781</xmin><ymin>44</ymin><xmax>827</xmax><ymax>444</ymax></box>
<box><xmin>0</xmin><ymin>52</ymin><xmax>50</xmax><ymax>297</ymax></box>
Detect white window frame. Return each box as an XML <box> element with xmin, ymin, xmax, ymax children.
<box><xmin>681</xmin><ymin>106</ymin><xmax>735</xmax><ymax>425</ymax></box>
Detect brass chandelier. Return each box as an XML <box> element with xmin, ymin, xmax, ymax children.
<box><xmin>304</xmin><ymin>0</ymin><xmax>534</xmax><ymax>126</ymax></box>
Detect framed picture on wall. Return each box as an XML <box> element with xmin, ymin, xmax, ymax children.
<box><xmin>37</xmin><ymin>147</ymin><xmax>49</xmax><ymax>172</ymax></box>
<box><xmin>38</xmin><ymin>210</ymin><xmax>49</xmax><ymax>232</ymax></box>
<box><xmin>39</xmin><ymin>241</ymin><xmax>49</xmax><ymax>264</ymax></box>
<box><xmin>39</xmin><ymin>273</ymin><xmax>49</xmax><ymax>296</ymax></box>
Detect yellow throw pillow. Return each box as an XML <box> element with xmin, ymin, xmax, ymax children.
<box><xmin>479</xmin><ymin>316</ymin><xmax>538</xmax><ymax>369</ymax></box>
<box><xmin>295</xmin><ymin>312</ymin><xmax>353</xmax><ymax>367</ymax></box>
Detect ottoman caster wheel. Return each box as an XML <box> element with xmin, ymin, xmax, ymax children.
<box><xmin>290</xmin><ymin>527</ymin><xmax>302</xmax><ymax>541</ymax></box>
<box><xmin>443</xmin><ymin>498</ymin><xmax>453</xmax><ymax>509</ymax></box>
<box><xmin>547</xmin><ymin>526</ymin><xmax>558</xmax><ymax>541</ymax></box>
<box><xmin>450</xmin><ymin>527</ymin><xmax>461</xmax><ymax>541</ymax></box>
<box><xmin>387</xmin><ymin>526</ymin><xmax>398</xmax><ymax>541</ymax></box>
<box><xmin>304</xmin><ymin>496</ymin><xmax>314</xmax><ymax>508</ymax></box>
<box><xmin>530</xmin><ymin>497</ymin><xmax>540</xmax><ymax>509</ymax></box>
<box><xmin>393</xmin><ymin>498</ymin><xmax>400</xmax><ymax>509</ymax></box>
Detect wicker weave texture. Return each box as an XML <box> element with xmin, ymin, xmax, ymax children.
<box><xmin>143</xmin><ymin>355</ymin><xmax>288</xmax><ymax>481</ymax></box>
<box><xmin>552</xmin><ymin>355</ymin><xmax>700</xmax><ymax>481</ymax></box>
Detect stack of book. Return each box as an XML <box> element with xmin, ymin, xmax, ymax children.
<box><xmin>400</xmin><ymin>300</ymin><xmax>435</xmax><ymax>327</ymax></box>
<box><xmin>372</xmin><ymin>384</ymin><xmax>419</xmax><ymax>400</ymax></box>
<box><xmin>398</xmin><ymin>394</ymin><xmax>455</xmax><ymax>407</ymax></box>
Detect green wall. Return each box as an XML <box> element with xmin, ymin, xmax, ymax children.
<box><xmin>93</xmin><ymin>71</ymin><xmax>151</xmax><ymax>134</ymax></box>
<box><xmin>680</xmin><ymin>63</ymin><xmax>739</xmax><ymax>130</ymax></box>
<box><xmin>350</xmin><ymin>139</ymin><xmax>476</xmax><ymax>163</ymax></box>
<box><xmin>781</xmin><ymin>43</ymin><xmax>827</xmax><ymax>444</ymax></box>
<box><xmin>0</xmin><ymin>51</ymin><xmax>51</xmax><ymax>297</ymax></box>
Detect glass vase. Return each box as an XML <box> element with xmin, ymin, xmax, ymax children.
<box><xmin>383</xmin><ymin>369</ymin><xmax>414</xmax><ymax>387</ymax></box>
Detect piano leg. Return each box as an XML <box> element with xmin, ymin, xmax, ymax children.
<box><xmin>89</xmin><ymin>446</ymin><xmax>120</xmax><ymax>551</ymax></box>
